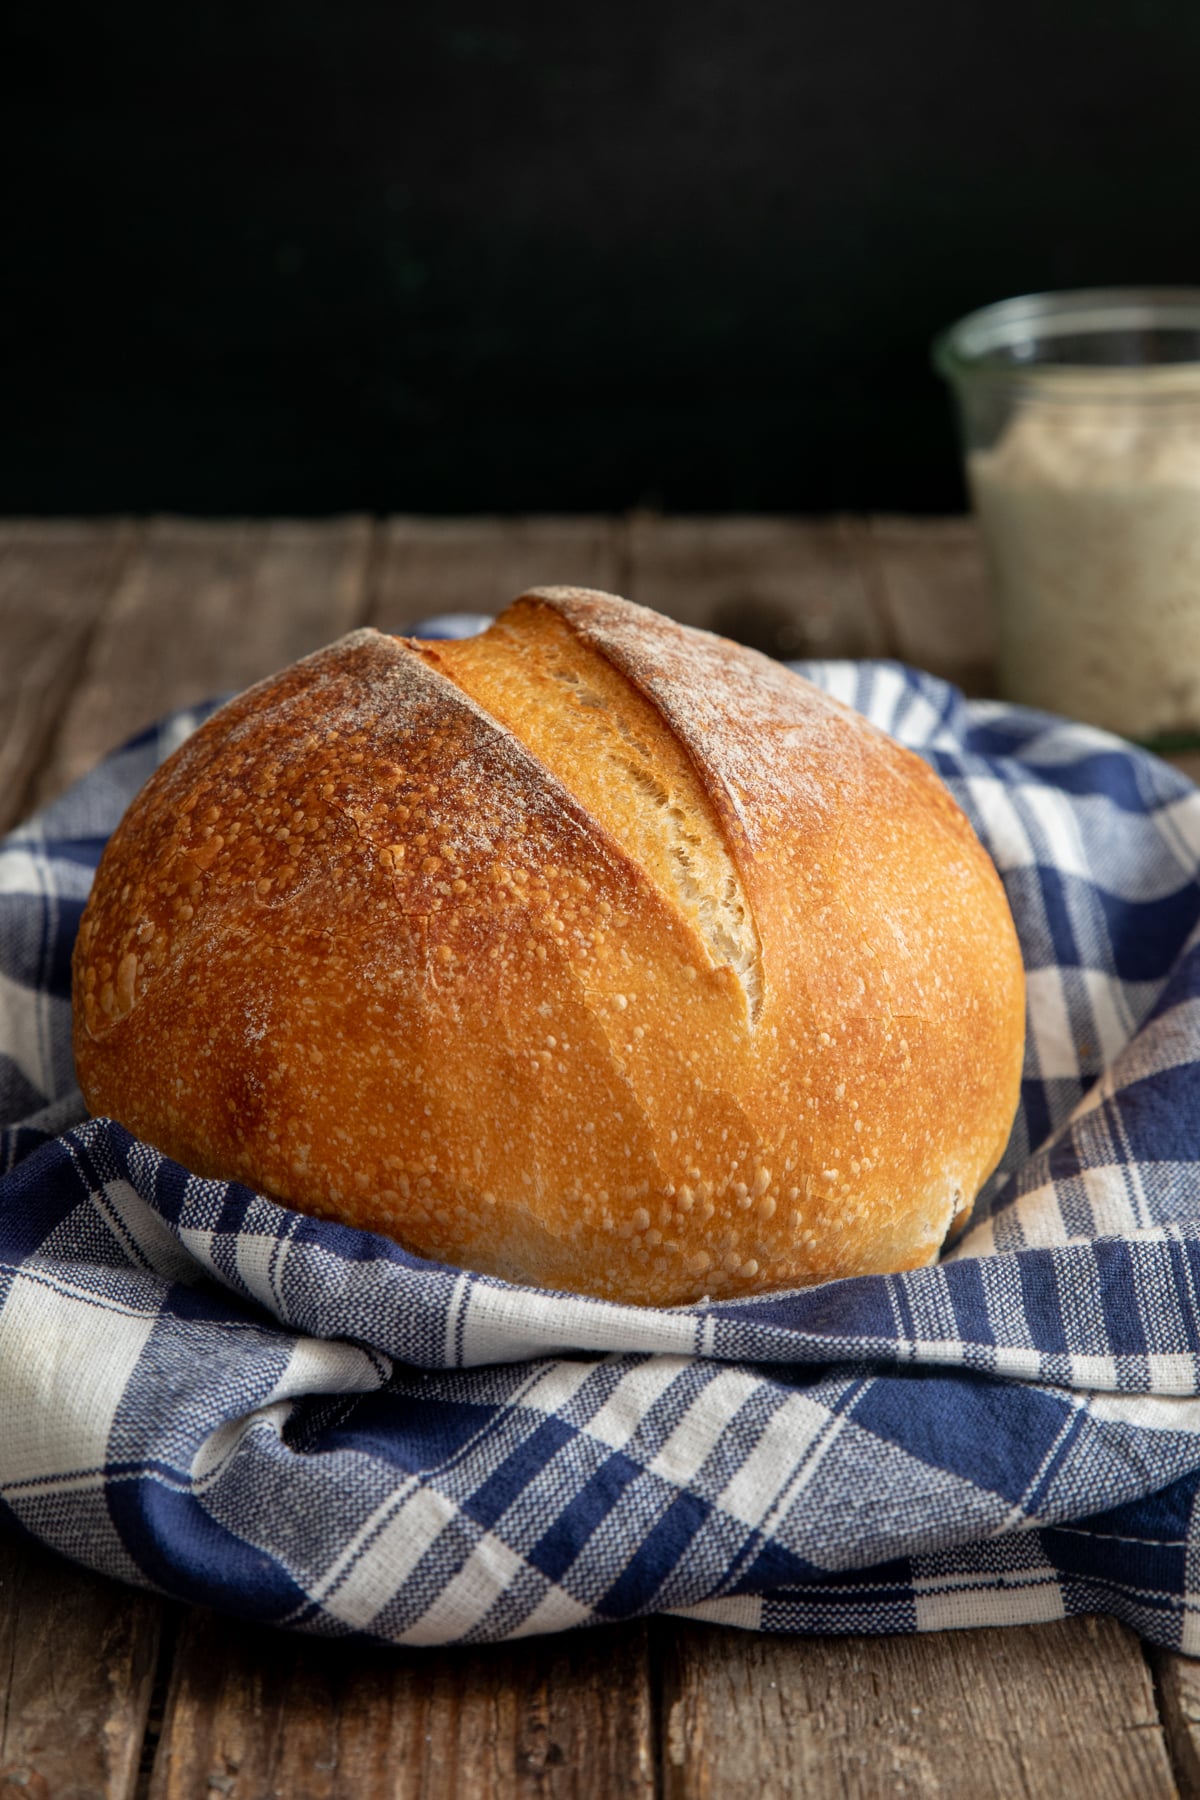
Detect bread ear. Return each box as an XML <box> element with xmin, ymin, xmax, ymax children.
<box><xmin>416</xmin><ymin>596</ymin><xmax>762</xmax><ymax>1023</ymax></box>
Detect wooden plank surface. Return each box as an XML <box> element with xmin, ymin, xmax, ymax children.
<box><xmin>0</xmin><ymin>520</ymin><xmax>137</xmax><ymax>831</ymax></box>
<box><xmin>36</xmin><ymin>515</ymin><xmax>373</xmax><ymax>805</ymax></box>
<box><xmin>862</xmin><ymin>515</ymin><xmax>996</xmax><ymax>695</ymax></box>
<box><xmin>370</xmin><ymin>515</ymin><xmax>625</xmax><ymax>634</ymax></box>
<box><xmin>1</xmin><ymin>516</ymin><xmax>1198</xmax><ymax>1800</ymax></box>
<box><xmin>0</xmin><ymin>1535</ymin><xmax>163</xmax><ymax>1800</ymax></box>
<box><xmin>662</xmin><ymin>1618</ymin><xmax>1178</xmax><ymax>1800</ymax></box>
<box><xmin>627</xmin><ymin>512</ymin><xmax>889</xmax><ymax>660</ymax></box>
<box><xmin>149</xmin><ymin>1611</ymin><xmax>655</xmax><ymax>1799</ymax></box>
<box><xmin>1153</xmin><ymin>1649</ymin><xmax>1200</xmax><ymax>1799</ymax></box>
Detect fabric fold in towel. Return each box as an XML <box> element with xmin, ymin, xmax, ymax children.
<box><xmin>4</xmin><ymin>652</ymin><xmax>1200</xmax><ymax>1650</ymax></box>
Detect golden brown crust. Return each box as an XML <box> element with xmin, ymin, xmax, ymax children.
<box><xmin>72</xmin><ymin>592</ymin><xmax>1025</xmax><ymax>1305</ymax></box>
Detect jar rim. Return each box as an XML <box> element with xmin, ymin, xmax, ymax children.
<box><xmin>933</xmin><ymin>287</ymin><xmax>1200</xmax><ymax>385</ymax></box>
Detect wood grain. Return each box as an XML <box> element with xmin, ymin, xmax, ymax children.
<box><xmin>0</xmin><ymin>1534</ymin><xmax>162</xmax><ymax>1800</ymax></box>
<box><xmin>626</xmin><ymin>512</ymin><xmax>889</xmax><ymax>659</ymax></box>
<box><xmin>661</xmin><ymin>1616</ymin><xmax>1178</xmax><ymax>1799</ymax></box>
<box><xmin>148</xmin><ymin>1610</ymin><xmax>655</xmax><ymax>1800</ymax></box>
<box><xmin>370</xmin><ymin>516</ymin><xmax>625</xmax><ymax>634</ymax></box>
<box><xmin>37</xmin><ymin>516</ymin><xmax>374</xmax><ymax>804</ymax></box>
<box><xmin>0</xmin><ymin>520</ymin><xmax>137</xmax><ymax>831</ymax></box>
<box><xmin>1152</xmin><ymin>1650</ymin><xmax>1200</xmax><ymax>1799</ymax></box>
<box><xmin>860</xmin><ymin>515</ymin><xmax>995</xmax><ymax>694</ymax></box>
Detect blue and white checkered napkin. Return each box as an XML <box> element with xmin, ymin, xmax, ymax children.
<box><xmin>6</xmin><ymin>648</ymin><xmax>1200</xmax><ymax>1649</ymax></box>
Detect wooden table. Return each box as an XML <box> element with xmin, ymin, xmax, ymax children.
<box><xmin>3</xmin><ymin>514</ymin><xmax>1199</xmax><ymax>1799</ymax></box>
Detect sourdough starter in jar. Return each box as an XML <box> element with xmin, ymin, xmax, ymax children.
<box><xmin>968</xmin><ymin>370</ymin><xmax>1200</xmax><ymax>739</ymax></box>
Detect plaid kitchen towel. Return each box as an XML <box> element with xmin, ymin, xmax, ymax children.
<box><xmin>5</xmin><ymin>645</ymin><xmax>1200</xmax><ymax>1650</ymax></box>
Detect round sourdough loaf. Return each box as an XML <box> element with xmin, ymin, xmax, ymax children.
<box><xmin>72</xmin><ymin>588</ymin><xmax>1025</xmax><ymax>1305</ymax></box>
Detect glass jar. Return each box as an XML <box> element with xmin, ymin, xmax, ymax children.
<box><xmin>934</xmin><ymin>289</ymin><xmax>1200</xmax><ymax>743</ymax></box>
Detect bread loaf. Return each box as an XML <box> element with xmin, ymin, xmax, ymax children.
<box><xmin>72</xmin><ymin>588</ymin><xmax>1025</xmax><ymax>1305</ymax></box>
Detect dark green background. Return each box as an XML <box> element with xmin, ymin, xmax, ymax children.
<box><xmin>4</xmin><ymin>1</ymin><xmax>1198</xmax><ymax>514</ymax></box>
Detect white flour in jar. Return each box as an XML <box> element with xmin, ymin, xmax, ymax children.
<box><xmin>968</xmin><ymin>368</ymin><xmax>1200</xmax><ymax>738</ymax></box>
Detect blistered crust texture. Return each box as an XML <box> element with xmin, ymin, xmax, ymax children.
<box><xmin>73</xmin><ymin>594</ymin><xmax>1026</xmax><ymax>1306</ymax></box>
